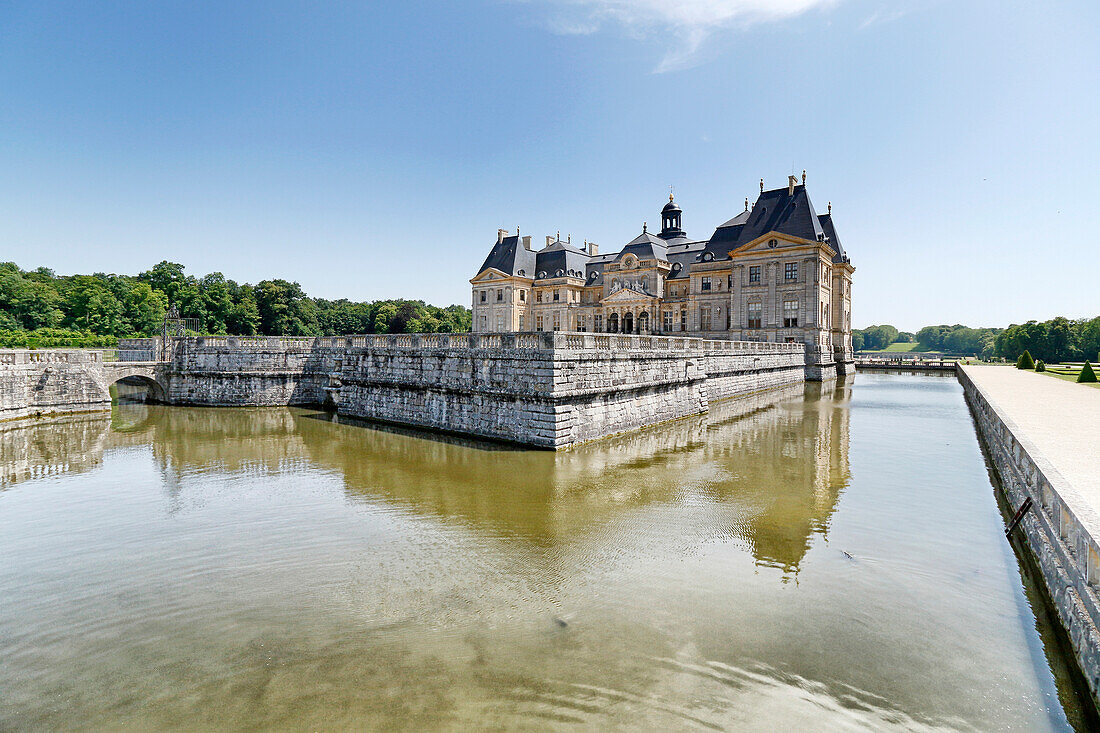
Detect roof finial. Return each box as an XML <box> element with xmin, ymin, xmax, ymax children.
<box><xmin>744</xmin><ymin>197</ymin><xmax>749</xmax><ymax>211</ymax></box>
<box><xmin>556</xmin><ymin>230</ymin><xmax>560</xmax><ymax>241</ymax></box>
<box><xmin>760</xmin><ymin>178</ymin><xmax>764</xmax><ymax>193</ymax></box>
<box><xmin>643</xmin><ymin>222</ymin><xmax>647</xmax><ymax>233</ymax></box>
<box><xmin>802</xmin><ymin>170</ymin><xmax>806</xmax><ymax>185</ymax></box>
<box><xmin>828</xmin><ymin>201</ymin><xmax>832</xmax><ymax>215</ymax></box>
<box><xmin>669</xmin><ymin>185</ymin><xmax>674</xmax><ymax>203</ymax></box>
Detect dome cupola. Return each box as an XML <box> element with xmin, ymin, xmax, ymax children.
<box><xmin>659</xmin><ymin>190</ymin><xmax>685</xmax><ymax>240</ymax></box>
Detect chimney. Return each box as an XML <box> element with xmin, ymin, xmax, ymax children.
<box><xmin>545</xmin><ymin>235</ymin><xmax>555</xmax><ymax>248</ymax></box>
<box><xmin>788</xmin><ymin>175</ymin><xmax>797</xmax><ymax>195</ymax></box>
<box><xmin>497</xmin><ymin>228</ymin><xmax>507</xmax><ymax>244</ymax></box>
<box><xmin>522</xmin><ymin>235</ymin><xmax>532</xmax><ymax>251</ymax></box>
<box><xmin>588</xmin><ymin>241</ymin><xmax>598</xmax><ymax>256</ymax></box>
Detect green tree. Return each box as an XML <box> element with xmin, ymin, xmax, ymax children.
<box><xmin>255</xmin><ymin>279</ymin><xmax>320</xmax><ymax>335</ymax></box>
<box><xmin>123</xmin><ymin>281</ymin><xmax>168</xmax><ymax>335</ymax></box>
<box><xmin>1017</xmin><ymin>350</ymin><xmax>1035</xmax><ymax>370</ymax></box>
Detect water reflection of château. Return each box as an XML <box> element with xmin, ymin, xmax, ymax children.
<box><xmin>0</xmin><ymin>380</ymin><xmax>850</xmax><ymax>573</ymax></box>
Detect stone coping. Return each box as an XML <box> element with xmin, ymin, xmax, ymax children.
<box><xmin>0</xmin><ymin>350</ymin><xmax>102</xmax><ymax>364</ymax></box>
<box><xmin>174</xmin><ymin>332</ymin><xmax>805</xmax><ymax>354</ymax></box>
<box><xmin>959</xmin><ymin>365</ymin><xmax>1100</xmax><ymax>544</ymax></box>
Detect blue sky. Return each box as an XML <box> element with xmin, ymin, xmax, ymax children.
<box><xmin>1</xmin><ymin>0</ymin><xmax>1097</xmax><ymax>331</ymax></box>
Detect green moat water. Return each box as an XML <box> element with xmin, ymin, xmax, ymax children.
<box><xmin>0</xmin><ymin>374</ymin><xmax>1092</xmax><ymax>730</ymax></box>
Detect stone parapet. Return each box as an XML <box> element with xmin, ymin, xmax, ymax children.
<box><xmin>959</xmin><ymin>366</ymin><xmax>1100</xmax><ymax>702</ymax></box>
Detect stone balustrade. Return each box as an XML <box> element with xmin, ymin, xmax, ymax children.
<box><xmin>171</xmin><ymin>332</ymin><xmax>805</xmax><ymax>355</ymax></box>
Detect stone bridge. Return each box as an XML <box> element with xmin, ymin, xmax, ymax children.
<box><xmin>0</xmin><ymin>351</ymin><xmax>170</xmax><ymax>422</ymax></box>
<box><xmin>100</xmin><ymin>361</ymin><xmax>169</xmax><ymax>402</ymax></box>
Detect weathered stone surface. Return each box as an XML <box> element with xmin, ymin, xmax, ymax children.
<box><xmin>166</xmin><ymin>333</ymin><xmax>807</xmax><ymax>449</ymax></box>
<box><xmin>0</xmin><ymin>334</ymin><xmax>813</xmax><ymax>448</ymax></box>
<box><xmin>0</xmin><ymin>351</ymin><xmax>112</xmax><ymax>421</ymax></box>
<box><xmin>960</xmin><ymin>366</ymin><xmax>1100</xmax><ymax>704</ymax></box>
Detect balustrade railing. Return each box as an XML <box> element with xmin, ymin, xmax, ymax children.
<box><xmin>166</xmin><ymin>332</ymin><xmax>804</xmax><ymax>355</ymax></box>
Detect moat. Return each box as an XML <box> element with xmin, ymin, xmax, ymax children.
<box><xmin>0</xmin><ymin>373</ymin><xmax>1092</xmax><ymax>730</ymax></box>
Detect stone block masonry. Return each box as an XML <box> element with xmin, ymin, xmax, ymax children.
<box><xmin>959</xmin><ymin>365</ymin><xmax>1100</xmax><ymax>704</ymax></box>
<box><xmin>167</xmin><ymin>333</ymin><xmax>807</xmax><ymax>449</ymax></box>
<box><xmin>0</xmin><ymin>351</ymin><xmax>112</xmax><ymax>421</ymax></box>
<box><xmin>0</xmin><ymin>334</ymin><xmax>811</xmax><ymax>448</ymax></box>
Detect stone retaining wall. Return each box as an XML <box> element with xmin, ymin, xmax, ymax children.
<box><xmin>959</xmin><ymin>366</ymin><xmax>1100</xmax><ymax>700</ymax></box>
<box><xmin>0</xmin><ymin>335</ymin><xmax>810</xmax><ymax>447</ymax></box>
<box><xmin>0</xmin><ymin>351</ymin><xmax>111</xmax><ymax>421</ymax></box>
<box><xmin>166</xmin><ymin>333</ymin><xmax>806</xmax><ymax>448</ymax></box>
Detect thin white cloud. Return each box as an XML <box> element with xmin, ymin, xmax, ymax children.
<box><xmin>527</xmin><ymin>0</ymin><xmax>841</xmax><ymax>71</ymax></box>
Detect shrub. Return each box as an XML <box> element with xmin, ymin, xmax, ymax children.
<box><xmin>1016</xmin><ymin>350</ymin><xmax>1035</xmax><ymax>370</ymax></box>
<box><xmin>1035</xmin><ymin>360</ymin><xmax>1045</xmax><ymax>372</ymax></box>
<box><xmin>1079</xmin><ymin>362</ymin><xmax>1098</xmax><ymax>384</ymax></box>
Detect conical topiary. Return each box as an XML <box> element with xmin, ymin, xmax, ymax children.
<box><xmin>1035</xmin><ymin>360</ymin><xmax>1045</xmax><ymax>372</ymax></box>
<box><xmin>1017</xmin><ymin>350</ymin><xmax>1035</xmax><ymax>370</ymax></box>
<box><xmin>1079</xmin><ymin>362</ymin><xmax>1098</xmax><ymax>383</ymax></box>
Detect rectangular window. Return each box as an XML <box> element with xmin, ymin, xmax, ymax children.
<box><xmin>700</xmin><ymin>307</ymin><xmax>712</xmax><ymax>331</ymax></box>
<box><xmin>663</xmin><ymin>310</ymin><xmax>672</xmax><ymax>332</ymax></box>
<box><xmin>680</xmin><ymin>309</ymin><xmax>687</xmax><ymax>331</ymax></box>
<box><xmin>480</xmin><ymin>291</ymin><xmax>487</xmax><ymax>302</ymax></box>
<box><xmin>726</xmin><ymin>310</ymin><xmax>731</xmax><ymax>330</ymax></box>
<box><xmin>747</xmin><ymin>302</ymin><xmax>762</xmax><ymax>329</ymax></box>
<box><xmin>520</xmin><ymin>290</ymin><xmax>526</xmax><ymax>302</ymax></box>
<box><xmin>536</xmin><ymin>315</ymin><xmax>544</xmax><ymax>331</ymax></box>
<box><xmin>497</xmin><ymin>288</ymin><xmax>503</xmax><ymax>302</ymax></box>
<box><xmin>479</xmin><ymin>315</ymin><xmax>487</xmax><ymax>330</ymax></box>
<box><xmin>701</xmin><ymin>276</ymin><xmax>711</xmax><ymax>292</ymax></box>
<box><xmin>749</xmin><ymin>266</ymin><xmax>761</xmax><ymax>283</ymax></box>
<box><xmin>785</xmin><ymin>262</ymin><xmax>798</xmax><ymax>282</ymax></box>
<box><xmin>553</xmin><ymin>289</ymin><xmax>560</xmax><ymax>302</ymax></box>
<box><xmin>496</xmin><ymin>314</ymin><xmax>504</xmax><ymax>331</ymax></box>
<box><xmin>519</xmin><ymin>314</ymin><xmax>525</xmax><ymax>330</ymax></box>
<box><xmin>536</xmin><ymin>291</ymin><xmax>543</xmax><ymax>303</ymax></box>
<box><xmin>728</xmin><ymin>274</ymin><xmax>733</xmax><ymax>289</ymax></box>
<box><xmin>578</xmin><ymin>316</ymin><xmax>586</xmax><ymax>332</ymax></box>
<box><xmin>552</xmin><ymin>313</ymin><xmax>560</xmax><ymax>331</ymax></box>
<box><xmin>784</xmin><ymin>299</ymin><xmax>799</xmax><ymax>328</ymax></box>
<box><xmin>594</xmin><ymin>314</ymin><xmax>603</xmax><ymax>332</ymax></box>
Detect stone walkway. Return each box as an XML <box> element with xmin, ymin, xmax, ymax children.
<box><xmin>961</xmin><ymin>365</ymin><xmax>1100</xmax><ymax>508</ymax></box>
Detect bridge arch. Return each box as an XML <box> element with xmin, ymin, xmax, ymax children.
<box><xmin>112</xmin><ymin>374</ymin><xmax>167</xmax><ymax>404</ymax></box>
<box><xmin>101</xmin><ymin>364</ymin><xmax>168</xmax><ymax>404</ymax></box>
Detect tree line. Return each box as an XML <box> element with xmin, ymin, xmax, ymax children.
<box><xmin>0</xmin><ymin>261</ymin><xmax>471</xmax><ymax>346</ymax></box>
<box><xmin>854</xmin><ymin>317</ymin><xmax>1100</xmax><ymax>362</ymax></box>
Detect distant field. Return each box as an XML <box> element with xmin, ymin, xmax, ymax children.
<box><xmin>861</xmin><ymin>342</ymin><xmax>928</xmax><ymax>353</ymax></box>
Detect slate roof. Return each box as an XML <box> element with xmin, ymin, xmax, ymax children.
<box><xmin>665</xmin><ymin>240</ymin><xmax>706</xmax><ymax>280</ymax></box>
<box><xmin>474</xmin><ymin>186</ymin><xmax>850</xmax><ymax>286</ymax></box>
<box><xmin>534</xmin><ymin>240</ymin><xmax>591</xmax><ymax>281</ymax></box>
<box><xmin>615</xmin><ymin>230</ymin><xmax>669</xmax><ymax>263</ymax></box>
<box><xmin>724</xmin><ymin>184</ymin><xmax>825</xmax><ymax>248</ymax></box>
<box><xmin>476</xmin><ymin>235</ymin><xmax>537</xmax><ymax>278</ymax></box>
<box><xmin>701</xmin><ymin>209</ymin><xmax>750</xmax><ymax>259</ymax></box>
<box><xmin>817</xmin><ymin>213</ymin><xmax>849</xmax><ymax>264</ymax></box>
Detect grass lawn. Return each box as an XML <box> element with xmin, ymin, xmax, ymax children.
<box><xmin>862</xmin><ymin>342</ymin><xmax>929</xmax><ymax>353</ymax></box>
<box><xmin>1035</xmin><ymin>368</ymin><xmax>1100</xmax><ymax>389</ymax></box>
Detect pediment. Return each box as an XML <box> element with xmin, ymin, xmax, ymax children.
<box><xmin>470</xmin><ymin>268</ymin><xmax>509</xmax><ymax>283</ymax></box>
<box><xmin>730</xmin><ymin>232</ymin><xmax>814</xmax><ymax>256</ymax></box>
<box><xmin>601</xmin><ymin>287</ymin><xmax>658</xmax><ymax>303</ymax></box>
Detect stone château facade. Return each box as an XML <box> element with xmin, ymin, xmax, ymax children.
<box><xmin>470</xmin><ymin>174</ymin><xmax>855</xmax><ymax>374</ymax></box>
